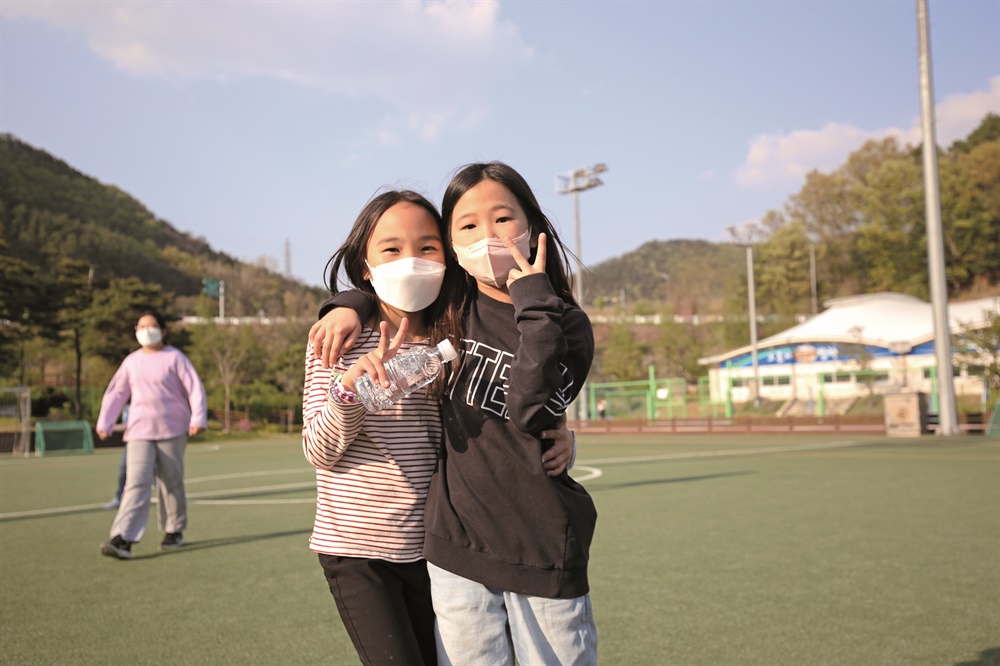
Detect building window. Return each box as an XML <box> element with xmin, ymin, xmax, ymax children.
<box><xmin>822</xmin><ymin>373</ymin><xmax>854</xmax><ymax>384</ymax></box>
<box><xmin>763</xmin><ymin>376</ymin><xmax>791</xmax><ymax>386</ymax></box>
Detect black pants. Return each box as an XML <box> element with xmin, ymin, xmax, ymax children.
<box><xmin>318</xmin><ymin>554</ymin><xmax>436</xmax><ymax>666</ymax></box>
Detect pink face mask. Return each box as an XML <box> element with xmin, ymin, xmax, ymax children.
<box><xmin>451</xmin><ymin>228</ymin><xmax>531</xmax><ymax>288</ymax></box>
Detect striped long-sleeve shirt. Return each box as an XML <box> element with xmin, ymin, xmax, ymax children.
<box><xmin>302</xmin><ymin>333</ymin><xmax>441</xmax><ymax>562</ymax></box>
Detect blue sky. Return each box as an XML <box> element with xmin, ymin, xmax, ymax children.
<box><xmin>2</xmin><ymin>1</ymin><xmax>997</xmax><ymax>289</ymax></box>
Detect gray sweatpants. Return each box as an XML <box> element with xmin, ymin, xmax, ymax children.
<box><xmin>109</xmin><ymin>435</ymin><xmax>187</xmax><ymax>543</ymax></box>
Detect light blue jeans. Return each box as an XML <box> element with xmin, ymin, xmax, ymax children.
<box><xmin>427</xmin><ymin>562</ymin><xmax>598</xmax><ymax>666</ymax></box>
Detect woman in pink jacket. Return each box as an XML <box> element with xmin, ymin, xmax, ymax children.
<box><xmin>96</xmin><ymin>310</ymin><xmax>207</xmax><ymax>560</ymax></box>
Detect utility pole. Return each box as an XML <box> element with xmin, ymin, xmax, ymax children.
<box><xmin>284</xmin><ymin>238</ymin><xmax>292</xmax><ymax>278</ymax></box>
<box><xmin>747</xmin><ymin>246</ymin><xmax>761</xmax><ymax>408</ymax></box>
<box><xmin>809</xmin><ymin>244</ymin><xmax>818</xmax><ymax>316</ymax></box>
<box><xmin>557</xmin><ymin>163</ymin><xmax>608</xmax><ymax>422</ymax></box>
<box><xmin>916</xmin><ymin>0</ymin><xmax>958</xmax><ymax>435</ymax></box>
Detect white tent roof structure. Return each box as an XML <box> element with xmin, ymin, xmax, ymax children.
<box><xmin>701</xmin><ymin>292</ymin><xmax>999</xmax><ymax>365</ymax></box>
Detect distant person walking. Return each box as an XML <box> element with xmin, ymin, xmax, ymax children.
<box><xmin>103</xmin><ymin>403</ymin><xmax>130</xmax><ymax>510</ymax></box>
<box><xmin>96</xmin><ymin>310</ymin><xmax>207</xmax><ymax>560</ymax></box>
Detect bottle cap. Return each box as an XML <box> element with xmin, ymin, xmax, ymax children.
<box><xmin>436</xmin><ymin>339</ymin><xmax>458</xmax><ymax>362</ymax></box>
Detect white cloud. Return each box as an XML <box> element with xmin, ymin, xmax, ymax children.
<box><xmin>0</xmin><ymin>0</ymin><xmax>533</xmax><ymax>140</ymax></box>
<box><xmin>734</xmin><ymin>76</ymin><xmax>1000</xmax><ymax>189</ymax></box>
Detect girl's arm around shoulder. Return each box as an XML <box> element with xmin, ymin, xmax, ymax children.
<box><xmin>301</xmin><ymin>342</ymin><xmax>367</xmax><ymax>470</ymax></box>
<box><xmin>310</xmin><ymin>290</ymin><xmax>372</xmax><ymax>368</ymax></box>
<box><xmin>506</xmin><ymin>273</ymin><xmax>595</xmax><ymax>432</ymax></box>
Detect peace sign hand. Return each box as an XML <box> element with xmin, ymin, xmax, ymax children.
<box><xmin>505</xmin><ymin>232</ymin><xmax>546</xmax><ymax>289</ymax></box>
<box><xmin>340</xmin><ymin>318</ymin><xmax>409</xmax><ymax>392</ymax></box>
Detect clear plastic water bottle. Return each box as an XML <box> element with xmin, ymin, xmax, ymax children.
<box><xmin>354</xmin><ymin>339</ymin><xmax>458</xmax><ymax>412</ymax></box>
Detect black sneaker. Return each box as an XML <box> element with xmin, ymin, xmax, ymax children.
<box><xmin>100</xmin><ymin>535</ymin><xmax>132</xmax><ymax>560</ymax></box>
<box><xmin>159</xmin><ymin>532</ymin><xmax>186</xmax><ymax>551</ymax></box>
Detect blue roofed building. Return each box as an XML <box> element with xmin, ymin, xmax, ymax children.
<box><xmin>698</xmin><ymin>293</ymin><xmax>999</xmax><ymax>415</ymax></box>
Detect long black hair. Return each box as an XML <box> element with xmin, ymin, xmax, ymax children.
<box><xmin>323</xmin><ymin>190</ymin><xmax>464</xmax><ymax>386</ymax></box>
<box><xmin>440</xmin><ymin>162</ymin><xmax>579</xmax><ymax>308</ymax></box>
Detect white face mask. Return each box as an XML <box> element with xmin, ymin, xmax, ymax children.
<box><xmin>452</xmin><ymin>228</ymin><xmax>531</xmax><ymax>288</ymax></box>
<box><xmin>136</xmin><ymin>327</ymin><xmax>162</xmax><ymax>347</ymax></box>
<box><xmin>366</xmin><ymin>257</ymin><xmax>446</xmax><ymax>312</ymax></box>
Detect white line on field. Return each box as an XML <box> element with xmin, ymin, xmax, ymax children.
<box><xmin>187</xmin><ymin>482</ymin><xmax>314</xmax><ymax>498</ymax></box>
<box><xmin>0</xmin><ymin>503</ymin><xmax>111</xmax><ymax>519</ymax></box>
<box><xmin>0</xmin><ymin>441</ymin><xmax>869</xmax><ymax>519</ymax></box>
<box><xmin>186</xmin><ymin>469</ymin><xmax>311</xmax><ymax>484</ymax></box>
<box><xmin>579</xmin><ymin>439</ymin><xmax>867</xmax><ymax>466</ymax></box>
<box><xmin>0</xmin><ymin>480</ymin><xmax>316</xmax><ymax>520</ymax></box>
<box><xmin>571</xmin><ymin>465</ymin><xmax>603</xmax><ymax>482</ymax></box>
<box><xmin>190</xmin><ymin>499</ymin><xmax>314</xmax><ymax>505</ymax></box>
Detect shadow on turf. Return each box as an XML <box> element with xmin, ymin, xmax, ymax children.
<box><xmin>591</xmin><ymin>471</ymin><xmax>752</xmax><ymax>492</ymax></box>
<box><xmin>955</xmin><ymin>647</ymin><xmax>1000</xmax><ymax>666</ymax></box>
<box><xmin>125</xmin><ymin>528</ymin><xmax>312</xmax><ymax>560</ymax></box>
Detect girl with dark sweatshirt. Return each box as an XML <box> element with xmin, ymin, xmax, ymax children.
<box><xmin>313</xmin><ymin>162</ymin><xmax>598</xmax><ymax>665</ymax></box>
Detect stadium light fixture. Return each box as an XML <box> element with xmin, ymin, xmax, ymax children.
<box><xmin>557</xmin><ymin>163</ymin><xmax>608</xmax><ymax>422</ymax></box>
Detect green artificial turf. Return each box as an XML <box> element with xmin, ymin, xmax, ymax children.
<box><xmin>1</xmin><ymin>434</ymin><xmax>997</xmax><ymax>665</ymax></box>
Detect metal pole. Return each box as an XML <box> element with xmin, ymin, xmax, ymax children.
<box><xmin>747</xmin><ymin>246</ymin><xmax>760</xmax><ymax>408</ymax></box>
<box><xmin>916</xmin><ymin>0</ymin><xmax>959</xmax><ymax>435</ymax></box>
<box><xmin>557</xmin><ymin>164</ymin><xmax>608</xmax><ymax>423</ymax></box>
<box><xmin>572</xmin><ymin>190</ymin><xmax>587</xmax><ymax>422</ymax></box>
<box><xmin>809</xmin><ymin>244</ymin><xmax>818</xmax><ymax>315</ymax></box>
<box><xmin>573</xmin><ymin>190</ymin><xmax>583</xmax><ymax>308</ymax></box>
<box><xmin>220</xmin><ymin>280</ymin><xmax>226</xmax><ymax>320</ymax></box>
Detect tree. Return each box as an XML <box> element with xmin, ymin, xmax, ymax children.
<box><xmin>0</xmin><ymin>251</ymin><xmax>43</xmax><ymax>382</ymax></box>
<box><xmin>268</xmin><ymin>341</ymin><xmax>306</xmax><ymax>432</ymax></box>
<box><xmin>852</xmin><ymin>154</ymin><xmax>927</xmax><ymax>296</ymax></box>
<box><xmin>189</xmin><ymin>323</ymin><xmax>260</xmax><ymax>432</ymax></box>
<box><xmin>600</xmin><ymin>324</ymin><xmax>644</xmax><ymax>382</ymax></box>
<box><xmin>52</xmin><ymin>258</ymin><xmax>94</xmax><ymax>418</ymax></box>
<box><xmin>949</xmin><ymin>113</ymin><xmax>1000</xmax><ymax>154</ymax></box>
<box><xmin>785</xmin><ymin>137</ymin><xmax>911</xmax><ymax>298</ymax></box>
<box><xmin>941</xmin><ymin>140</ymin><xmax>1000</xmax><ymax>290</ymax></box>
<box><xmin>657</xmin><ymin>320</ymin><xmax>702</xmax><ymax>383</ymax></box>
<box><xmin>84</xmin><ymin>277</ymin><xmax>175</xmax><ymax>368</ymax></box>
<box><xmin>954</xmin><ymin>311</ymin><xmax>1000</xmax><ymax>413</ymax></box>
<box><xmin>753</xmin><ymin>219</ymin><xmax>814</xmax><ymax>318</ymax></box>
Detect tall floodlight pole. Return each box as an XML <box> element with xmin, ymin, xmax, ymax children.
<box><xmin>557</xmin><ymin>163</ymin><xmax>608</xmax><ymax>422</ymax></box>
<box><xmin>747</xmin><ymin>246</ymin><xmax>761</xmax><ymax>408</ymax></box>
<box><xmin>809</xmin><ymin>244</ymin><xmax>818</xmax><ymax>316</ymax></box>
<box><xmin>916</xmin><ymin>0</ymin><xmax>958</xmax><ymax>435</ymax></box>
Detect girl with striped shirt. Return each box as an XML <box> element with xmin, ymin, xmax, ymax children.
<box><xmin>302</xmin><ymin>189</ymin><xmax>574</xmax><ymax>666</ymax></box>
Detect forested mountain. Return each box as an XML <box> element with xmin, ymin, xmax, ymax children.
<box><xmin>0</xmin><ymin>134</ymin><xmax>326</xmax><ymax>318</ymax></box>
<box><xmin>585</xmin><ymin>239</ymin><xmax>744</xmax><ymax>314</ymax></box>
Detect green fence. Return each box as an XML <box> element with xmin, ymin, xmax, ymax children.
<box><xmin>588</xmin><ymin>368</ymin><xmax>718</xmax><ymax>420</ymax></box>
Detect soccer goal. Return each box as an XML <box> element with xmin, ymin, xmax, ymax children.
<box><xmin>35</xmin><ymin>421</ymin><xmax>94</xmax><ymax>456</ymax></box>
<box><xmin>0</xmin><ymin>387</ymin><xmax>31</xmax><ymax>456</ymax></box>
